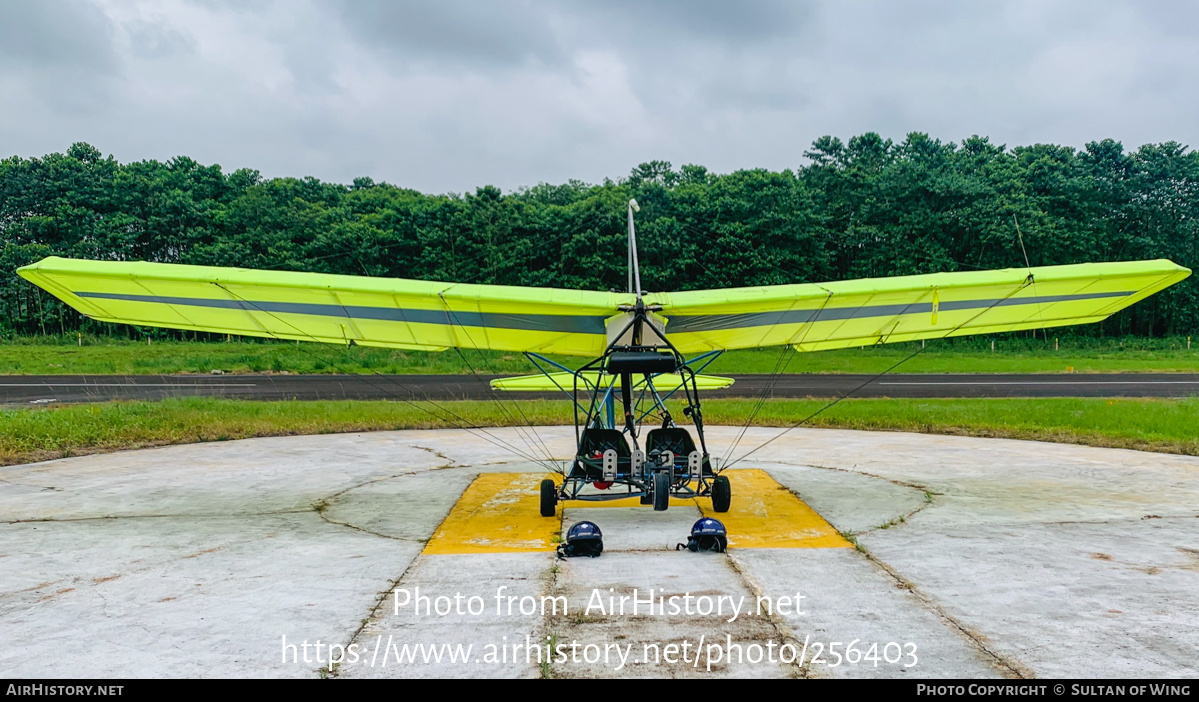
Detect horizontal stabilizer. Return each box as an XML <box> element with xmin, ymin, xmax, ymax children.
<box><xmin>490</xmin><ymin>372</ymin><xmax>735</xmax><ymax>392</ymax></box>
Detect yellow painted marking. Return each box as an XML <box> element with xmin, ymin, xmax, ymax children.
<box><xmin>425</xmin><ymin>469</ymin><xmax>849</xmax><ymax>553</ymax></box>
<box><xmin>699</xmin><ymin>469</ymin><xmax>852</xmax><ymax>549</ymax></box>
<box><xmin>423</xmin><ymin>473</ymin><xmax>560</xmax><ymax>554</ymax></box>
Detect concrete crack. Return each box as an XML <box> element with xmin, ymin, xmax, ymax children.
<box><xmin>309</xmin><ymin>457</ymin><xmax>460</xmax><ymax>514</ymax></box>
<box><xmin>325</xmin><ymin>551</ymin><xmax>427</xmax><ymax>679</ymax></box>
<box><xmin>95</xmin><ymin>589</ymin><xmax>112</xmax><ymax>618</ymax></box>
<box><xmin>724</xmin><ymin>554</ymin><xmax>810</xmax><ymax>678</ymax></box>
<box><xmin>851</xmin><ymin>544</ymin><xmax>1034</xmax><ymax>679</ymax></box>
<box><xmin>850</xmin><ymin>497</ymin><xmax>936</xmax><ymax>537</ymax></box>
<box><xmin>308</xmin><ymin>467</ymin><xmax>456</xmax><ymax>543</ymax></box>
<box><xmin>537</xmin><ymin>554</ymin><xmax>564</xmax><ymax>679</ymax></box>
<box><xmin>314</xmin><ymin>511</ymin><xmax>425</xmax><ymax>543</ymax></box>
<box><xmin>413</xmin><ymin>445</ymin><xmax>458</xmax><ymax>467</ymax></box>
<box><xmin>803</xmin><ymin>462</ymin><xmax>941</xmax><ymax>494</ymax></box>
<box><xmin>325</xmin><ymin>469</ymin><xmax>469</xmax><ymax>679</ymax></box>
<box><xmin>2</xmin><ymin>508</ymin><xmax>314</xmax><ymax>524</ymax></box>
<box><xmin>767</xmin><ymin>463</ymin><xmax>1030</xmax><ymax>677</ymax></box>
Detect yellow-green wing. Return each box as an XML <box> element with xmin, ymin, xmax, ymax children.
<box><xmin>17</xmin><ymin>257</ymin><xmax>632</xmax><ymax>356</ymax></box>
<box><xmin>647</xmin><ymin>260</ymin><xmax>1191</xmax><ymax>354</ymax></box>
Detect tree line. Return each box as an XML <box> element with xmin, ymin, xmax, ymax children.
<box><xmin>1</xmin><ymin>134</ymin><xmax>1196</xmax><ymax>339</ymax></box>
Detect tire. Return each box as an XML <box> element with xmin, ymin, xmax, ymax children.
<box><xmin>653</xmin><ymin>471</ymin><xmax>670</xmax><ymax>512</ymax></box>
<box><xmin>711</xmin><ymin>475</ymin><xmax>731</xmax><ymax>513</ymax></box>
<box><xmin>540</xmin><ymin>479</ymin><xmax>558</xmax><ymax>517</ymax></box>
<box><xmin>639</xmin><ymin>489</ymin><xmax>653</xmax><ymax>505</ymax></box>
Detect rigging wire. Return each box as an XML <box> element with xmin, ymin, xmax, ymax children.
<box><xmin>437</xmin><ymin>298</ymin><xmax>561</xmax><ymax>471</ymax></box>
<box><xmin>644</xmin><ymin>206</ymin><xmax>1048</xmax><ymax>469</ymax></box>
<box><xmin>1012</xmin><ymin>214</ymin><xmax>1049</xmax><ymax>338</ymax></box>
<box><xmin>722</xmin><ymin>274</ymin><xmax>1037</xmax><ymax>469</ymax></box>
<box><xmin>126</xmin><ymin>208</ymin><xmax>617</xmax><ymax>470</ymax></box>
<box><xmin>168</xmin><ymin>210</ymin><xmax>618</xmax><ymax>470</ymax></box>
<box><xmin>132</xmin><ymin>203</ymin><xmax>1049</xmax><ymax>472</ymax></box>
<box><xmin>1013</xmin><ymin>214</ymin><xmax>1032</xmax><ymax>270</ymax></box>
<box><xmin>721</xmin><ymin>343</ymin><xmax>793</xmax><ymax>466</ymax></box>
<box><xmin>204</xmin><ymin>283</ymin><xmax>556</xmax><ymax>467</ymax></box>
<box><xmin>449</xmin><ymin>345</ymin><xmax>559</xmax><ymax>470</ymax></box>
<box><xmin>723</xmin><ymin>289</ymin><xmax>925</xmax><ymax>463</ymax></box>
<box><xmin>720</xmin><ymin>289</ymin><xmax>835</xmax><ymax>465</ymax></box>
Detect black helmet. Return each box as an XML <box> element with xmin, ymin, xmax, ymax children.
<box><xmin>558</xmin><ymin>520</ymin><xmax>603</xmax><ymax>558</ymax></box>
<box><xmin>679</xmin><ymin>517</ymin><xmax>727</xmax><ymax>553</ymax></box>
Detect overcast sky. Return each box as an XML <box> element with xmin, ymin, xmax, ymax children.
<box><xmin>2</xmin><ymin>0</ymin><xmax>1197</xmax><ymax>193</ymax></box>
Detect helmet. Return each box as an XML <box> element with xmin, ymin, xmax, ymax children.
<box><xmin>568</xmin><ymin>521</ymin><xmax>603</xmax><ymax>542</ymax></box>
<box><xmin>559</xmin><ymin>521</ymin><xmax>603</xmax><ymax>558</ymax></box>
<box><xmin>680</xmin><ymin>517</ymin><xmax>727</xmax><ymax>553</ymax></box>
<box><xmin>691</xmin><ymin>518</ymin><xmax>726</xmax><ymax>536</ymax></box>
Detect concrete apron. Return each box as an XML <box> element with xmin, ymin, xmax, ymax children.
<box><xmin>1</xmin><ymin>426</ymin><xmax>1196</xmax><ymax>678</ymax></box>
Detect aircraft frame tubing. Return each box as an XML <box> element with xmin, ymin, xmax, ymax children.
<box><xmin>548</xmin><ymin>306</ymin><xmax>718</xmax><ymax>505</ymax></box>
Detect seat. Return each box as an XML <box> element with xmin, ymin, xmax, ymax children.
<box><xmin>580</xmin><ymin>428</ymin><xmax>632</xmax><ymax>458</ymax></box>
<box><xmin>645</xmin><ymin>427</ymin><xmax>696</xmax><ymax>457</ymax></box>
<box><xmin>645</xmin><ymin>427</ymin><xmax>711</xmax><ymax>477</ymax></box>
<box><xmin>572</xmin><ymin>427</ymin><xmax>632</xmax><ymax>480</ymax></box>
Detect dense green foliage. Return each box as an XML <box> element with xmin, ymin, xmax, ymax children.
<box><xmin>3</xmin><ymin>135</ymin><xmax>1197</xmax><ymax>338</ymax></box>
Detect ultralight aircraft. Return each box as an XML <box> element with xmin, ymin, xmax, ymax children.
<box><xmin>17</xmin><ymin>200</ymin><xmax>1191</xmax><ymax>517</ymax></box>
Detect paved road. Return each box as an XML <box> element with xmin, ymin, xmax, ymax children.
<box><xmin>3</xmin><ymin>373</ymin><xmax>1199</xmax><ymax>405</ymax></box>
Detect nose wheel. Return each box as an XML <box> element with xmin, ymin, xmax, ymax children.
<box><xmin>652</xmin><ymin>471</ymin><xmax>670</xmax><ymax>511</ymax></box>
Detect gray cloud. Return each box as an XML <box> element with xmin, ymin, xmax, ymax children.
<box><xmin>334</xmin><ymin>0</ymin><xmax>812</xmax><ymax>72</ymax></box>
<box><xmin>127</xmin><ymin>21</ymin><xmax>196</xmax><ymax>60</ymax></box>
<box><xmin>334</xmin><ymin>0</ymin><xmax>566</xmax><ymax>70</ymax></box>
<box><xmin>1</xmin><ymin>0</ymin><xmax>1197</xmax><ymax>193</ymax></box>
<box><xmin>575</xmin><ymin>0</ymin><xmax>812</xmax><ymax>47</ymax></box>
<box><xmin>330</xmin><ymin>0</ymin><xmax>819</xmax><ymax>118</ymax></box>
<box><xmin>0</xmin><ymin>0</ymin><xmax>121</xmax><ymax>114</ymax></box>
<box><xmin>0</xmin><ymin>0</ymin><xmax>118</xmax><ymax>70</ymax></box>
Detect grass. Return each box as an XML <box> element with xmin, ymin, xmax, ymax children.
<box><xmin>708</xmin><ymin>397</ymin><xmax>1199</xmax><ymax>455</ymax></box>
<box><xmin>0</xmin><ymin>334</ymin><xmax>1197</xmax><ymax>375</ymax></box>
<box><xmin>710</xmin><ymin>337</ymin><xmax>1199</xmax><ymax>375</ymax></box>
<box><xmin>1</xmin><ymin>396</ymin><xmax>1196</xmax><ymax>467</ymax></box>
<box><xmin>540</xmin><ymin>633</ymin><xmax>560</xmax><ymax>679</ymax></box>
<box><xmin>0</xmin><ymin>336</ymin><xmax>535</xmax><ymax>375</ymax></box>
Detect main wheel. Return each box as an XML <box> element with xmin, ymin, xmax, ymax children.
<box><xmin>653</xmin><ymin>471</ymin><xmax>670</xmax><ymax>512</ymax></box>
<box><xmin>639</xmin><ymin>489</ymin><xmax>653</xmax><ymax>505</ymax></box>
<box><xmin>711</xmin><ymin>474</ymin><xmax>731</xmax><ymax>513</ymax></box>
<box><xmin>540</xmin><ymin>479</ymin><xmax>558</xmax><ymax>517</ymax></box>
